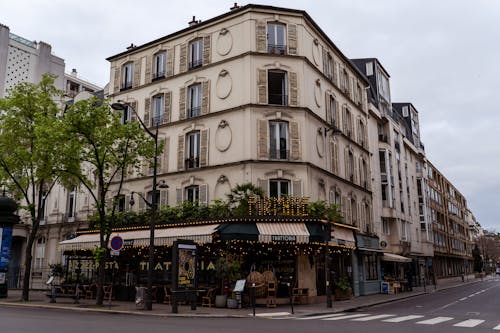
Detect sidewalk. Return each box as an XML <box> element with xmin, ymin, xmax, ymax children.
<box><xmin>0</xmin><ymin>276</ymin><xmax>491</xmax><ymax>318</ymax></box>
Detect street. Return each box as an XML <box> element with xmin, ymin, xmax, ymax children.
<box><xmin>1</xmin><ymin>279</ymin><xmax>499</xmax><ymax>333</ymax></box>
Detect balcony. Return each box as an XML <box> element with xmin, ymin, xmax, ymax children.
<box><xmin>267</xmin><ymin>44</ymin><xmax>287</xmax><ymax>55</ymax></box>
<box><xmin>185</xmin><ymin>157</ymin><xmax>200</xmax><ymax>169</ymax></box>
<box><xmin>152</xmin><ymin>71</ymin><xmax>165</xmax><ymax>81</ymax></box>
<box><xmin>151</xmin><ymin>115</ymin><xmax>164</xmax><ymax>127</ymax></box>
<box><xmin>188</xmin><ymin>106</ymin><xmax>201</xmax><ymax>118</ymax></box>
<box><xmin>269</xmin><ymin>148</ymin><xmax>289</xmax><ymax>160</ymax></box>
<box><xmin>189</xmin><ymin>59</ymin><xmax>203</xmax><ymax>70</ymax></box>
<box><xmin>120</xmin><ymin>81</ymin><xmax>132</xmax><ymax>91</ymax></box>
<box><xmin>268</xmin><ymin>94</ymin><xmax>288</xmax><ymax>106</ymax></box>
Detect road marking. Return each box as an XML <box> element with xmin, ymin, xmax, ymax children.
<box><xmin>468</xmin><ymin>294</ymin><xmax>475</xmax><ymax>297</ymax></box>
<box><xmin>351</xmin><ymin>314</ymin><xmax>396</xmax><ymax>321</ymax></box>
<box><xmin>416</xmin><ymin>317</ymin><xmax>454</xmax><ymax>325</ymax></box>
<box><xmin>296</xmin><ymin>313</ymin><xmax>347</xmax><ymax>320</ymax></box>
<box><xmin>253</xmin><ymin>312</ymin><xmax>290</xmax><ymax>317</ymax></box>
<box><xmin>383</xmin><ymin>315</ymin><xmax>424</xmax><ymax>323</ymax></box>
<box><xmin>493</xmin><ymin>323</ymin><xmax>500</xmax><ymax>330</ymax></box>
<box><xmin>322</xmin><ymin>313</ymin><xmax>370</xmax><ymax>321</ymax></box>
<box><xmin>453</xmin><ymin>319</ymin><xmax>485</xmax><ymax>327</ymax></box>
<box><xmin>459</xmin><ymin>297</ymin><xmax>468</xmax><ymax>301</ymax></box>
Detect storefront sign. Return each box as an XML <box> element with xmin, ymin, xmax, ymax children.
<box><xmin>0</xmin><ymin>227</ymin><xmax>13</xmax><ymax>270</ymax></box>
<box><xmin>271</xmin><ymin>235</ymin><xmax>297</xmax><ymax>242</ymax></box>
<box><xmin>248</xmin><ymin>196</ymin><xmax>309</xmax><ymax>217</ymax></box>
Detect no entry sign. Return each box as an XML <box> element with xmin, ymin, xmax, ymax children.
<box><xmin>110</xmin><ymin>236</ymin><xmax>124</xmax><ymax>251</ymax></box>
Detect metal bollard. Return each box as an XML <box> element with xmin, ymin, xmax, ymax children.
<box><xmin>251</xmin><ymin>283</ymin><xmax>256</xmax><ymax>317</ymax></box>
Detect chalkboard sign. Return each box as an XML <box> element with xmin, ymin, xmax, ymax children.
<box><xmin>233</xmin><ymin>279</ymin><xmax>246</xmax><ymax>292</ymax></box>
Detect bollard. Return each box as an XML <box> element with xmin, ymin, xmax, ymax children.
<box><xmin>251</xmin><ymin>283</ymin><xmax>256</xmax><ymax>317</ymax></box>
<box><xmin>288</xmin><ymin>282</ymin><xmax>294</xmax><ymax>315</ymax></box>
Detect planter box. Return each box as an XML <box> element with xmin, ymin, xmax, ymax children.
<box><xmin>334</xmin><ymin>288</ymin><xmax>352</xmax><ymax>301</ymax></box>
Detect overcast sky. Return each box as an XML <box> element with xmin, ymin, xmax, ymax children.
<box><xmin>1</xmin><ymin>0</ymin><xmax>498</xmax><ymax>231</ymax></box>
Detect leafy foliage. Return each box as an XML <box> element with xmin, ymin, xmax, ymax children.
<box><xmin>227</xmin><ymin>183</ymin><xmax>264</xmax><ymax>216</ymax></box>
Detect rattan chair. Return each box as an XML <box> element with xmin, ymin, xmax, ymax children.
<box><xmin>201</xmin><ymin>288</ymin><xmax>216</xmax><ymax>307</ymax></box>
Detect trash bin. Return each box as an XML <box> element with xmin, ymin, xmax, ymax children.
<box><xmin>135</xmin><ymin>286</ymin><xmax>145</xmax><ymax>309</ymax></box>
<box><xmin>381</xmin><ymin>282</ymin><xmax>389</xmax><ymax>294</ymax></box>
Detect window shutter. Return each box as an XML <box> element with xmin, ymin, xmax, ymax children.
<box><xmin>349</xmin><ymin>76</ymin><xmax>354</xmax><ymax>100</ymax></box>
<box><xmin>333</xmin><ymin>61</ymin><xmax>338</xmax><ymax>87</ymax></box>
<box><xmin>200</xmin><ymin>129</ymin><xmax>209</xmax><ymax>167</ymax></box>
<box><xmin>179</xmin><ymin>43</ymin><xmax>188</xmax><ymax>73</ymax></box>
<box><xmin>292</xmin><ymin>180</ymin><xmax>302</xmax><ymax>198</ymax></box>
<box><xmin>334</xmin><ymin>142</ymin><xmax>339</xmax><ymax>174</ymax></box>
<box><xmin>344</xmin><ymin>149</ymin><xmax>349</xmax><ymax>180</ymax></box>
<box><xmin>160</xmin><ymin>190</ymin><xmax>168</xmax><ymax>208</ymax></box>
<box><xmin>133</xmin><ymin>59</ymin><xmax>141</xmax><ymax>88</ymax></box>
<box><xmin>164</xmin><ymin>91</ymin><xmax>172</xmax><ymax>124</ymax></box>
<box><xmin>176</xmin><ymin>188</ymin><xmax>182</xmax><ymax>206</ymax></box>
<box><xmin>166</xmin><ymin>49</ymin><xmax>174</xmax><ymax>77</ymax></box>
<box><xmin>177</xmin><ymin>135</ymin><xmax>185</xmax><ymax>171</ymax></box>
<box><xmin>179</xmin><ymin>87</ymin><xmax>186</xmax><ymax>120</ymax></box>
<box><xmin>287</xmin><ymin>24</ymin><xmax>297</xmax><ymax>55</ymax></box>
<box><xmin>145</xmin><ymin>55</ymin><xmax>152</xmax><ymax>84</ymax></box>
<box><xmin>342</xmin><ymin>105</ymin><xmax>347</xmax><ymax>134</ymax></box>
<box><xmin>257</xmin><ymin>69</ymin><xmax>267</xmax><ymax>104</ymax></box>
<box><xmin>257</xmin><ymin>119</ymin><xmax>269</xmax><ymax>158</ymax></box>
<box><xmin>201</xmin><ymin>80</ymin><xmax>210</xmax><ymax>115</ymax></box>
<box><xmin>325</xmin><ymin>93</ymin><xmax>331</xmax><ymax>124</ymax></box>
<box><xmin>353</xmin><ymin>155</ymin><xmax>359</xmax><ymax>184</ymax></box>
<box><xmin>322</xmin><ymin>46</ymin><xmax>327</xmax><ymax>74</ymax></box>
<box><xmin>290</xmin><ymin>121</ymin><xmax>301</xmax><ymax>160</ymax></box>
<box><xmin>289</xmin><ymin>72</ymin><xmax>298</xmax><ymax>106</ymax></box>
<box><xmin>334</xmin><ymin>100</ymin><xmax>340</xmax><ymax>129</ymax></box>
<box><xmin>130</xmin><ymin>101</ymin><xmax>137</xmax><ymax>122</ymax></box>
<box><xmin>144</xmin><ymin>98</ymin><xmax>151</xmax><ymax>127</ymax></box>
<box><xmin>329</xmin><ymin>190</ymin><xmax>335</xmax><ymax>205</ymax></box>
<box><xmin>113</xmin><ymin>66</ymin><xmax>121</xmax><ymax>93</ymax></box>
<box><xmin>256</xmin><ymin>20</ymin><xmax>267</xmax><ymax>53</ymax></box>
<box><xmin>203</xmin><ymin>35</ymin><xmax>211</xmax><ymax>65</ymax></box>
<box><xmin>258</xmin><ymin>178</ymin><xmax>269</xmax><ymax>197</ymax></box>
<box><xmin>138</xmin><ymin>192</ymin><xmax>146</xmax><ymax>211</ymax></box>
<box><xmin>162</xmin><ymin>136</ymin><xmax>170</xmax><ymax>173</ymax></box>
<box><xmin>157</xmin><ymin>138</ymin><xmax>164</xmax><ymax>172</ymax></box>
<box><xmin>199</xmin><ymin>184</ymin><xmax>208</xmax><ymax>205</ymax></box>
<box><xmin>125</xmin><ymin>195</ymin><xmax>131</xmax><ymax>212</ymax></box>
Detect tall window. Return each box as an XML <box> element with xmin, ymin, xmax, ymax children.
<box><xmin>40</xmin><ymin>191</ymin><xmax>47</xmax><ymax>223</ymax></box>
<box><xmin>153</xmin><ymin>52</ymin><xmax>166</xmax><ymax>79</ymax></box>
<box><xmin>122</xmin><ymin>62</ymin><xmax>133</xmax><ymax>90</ymax></box>
<box><xmin>364</xmin><ymin>254</ymin><xmax>378</xmax><ymax>280</ymax></box>
<box><xmin>325</xmin><ymin>53</ymin><xmax>334</xmax><ymax>80</ymax></box>
<box><xmin>185</xmin><ymin>185</ymin><xmax>199</xmax><ymax>203</ymax></box>
<box><xmin>115</xmin><ymin>195</ymin><xmax>126</xmax><ymax>212</ymax></box>
<box><xmin>269</xmin><ymin>179</ymin><xmax>290</xmax><ymax>199</ymax></box>
<box><xmin>347</xmin><ymin>151</ymin><xmax>354</xmax><ymax>182</ymax></box>
<box><xmin>188</xmin><ymin>83</ymin><xmax>202</xmax><ymax>118</ymax></box>
<box><xmin>186</xmin><ymin>131</ymin><xmax>200</xmax><ymax>169</ymax></box>
<box><xmin>267</xmin><ymin>23</ymin><xmax>286</xmax><ymax>54</ymax></box>
<box><xmin>329</xmin><ymin>96</ymin><xmax>336</xmax><ymax>126</ymax></box>
<box><xmin>268</xmin><ymin>70</ymin><xmax>287</xmax><ymax>105</ymax></box>
<box><xmin>269</xmin><ymin>121</ymin><xmax>288</xmax><ymax>159</ymax></box>
<box><xmin>189</xmin><ymin>38</ymin><xmax>203</xmax><ymax>69</ymax></box>
<box><xmin>344</xmin><ymin>108</ymin><xmax>352</xmax><ymax>137</ymax></box>
<box><xmin>152</xmin><ymin>94</ymin><xmax>164</xmax><ymax>125</ymax></box>
<box><xmin>382</xmin><ymin>218</ymin><xmax>390</xmax><ymax>234</ymax></box>
<box><xmin>146</xmin><ymin>190</ymin><xmax>160</xmax><ymax>207</ymax></box>
<box><xmin>34</xmin><ymin>237</ymin><xmax>46</xmax><ymax>270</ymax></box>
<box><xmin>120</xmin><ymin>104</ymin><xmax>132</xmax><ymax>124</ymax></box>
<box><xmin>67</xmin><ymin>186</ymin><xmax>76</xmax><ymax>221</ymax></box>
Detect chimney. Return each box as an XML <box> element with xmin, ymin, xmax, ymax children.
<box><xmin>230</xmin><ymin>3</ymin><xmax>239</xmax><ymax>11</ymax></box>
<box><xmin>189</xmin><ymin>16</ymin><xmax>197</xmax><ymax>27</ymax></box>
<box><xmin>71</xmin><ymin>68</ymin><xmax>77</xmax><ymax>77</ymax></box>
<box><xmin>126</xmin><ymin>43</ymin><xmax>136</xmax><ymax>50</ymax></box>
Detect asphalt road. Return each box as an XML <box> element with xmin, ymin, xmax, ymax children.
<box><xmin>1</xmin><ymin>278</ymin><xmax>499</xmax><ymax>333</ymax></box>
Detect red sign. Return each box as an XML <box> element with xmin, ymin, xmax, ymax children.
<box><xmin>110</xmin><ymin>236</ymin><xmax>124</xmax><ymax>251</ymax></box>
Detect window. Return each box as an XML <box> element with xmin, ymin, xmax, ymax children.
<box><xmin>267</xmin><ymin>23</ymin><xmax>286</xmax><ymax>54</ymax></box>
<box><xmin>269</xmin><ymin>121</ymin><xmax>288</xmax><ymax>159</ymax></box>
<box><xmin>153</xmin><ymin>52</ymin><xmax>166</xmax><ymax>80</ymax></box>
<box><xmin>115</xmin><ymin>195</ymin><xmax>125</xmax><ymax>212</ymax></box>
<box><xmin>120</xmin><ymin>104</ymin><xmax>132</xmax><ymax>124</ymax></box>
<box><xmin>328</xmin><ymin>95</ymin><xmax>336</xmax><ymax>126</ymax></box>
<box><xmin>364</xmin><ymin>254</ymin><xmax>378</xmax><ymax>280</ymax></box>
<box><xmin>67</xmin><ymin>186</ymin><xmax>76</xmax><ymax>221</ymax></box>
<box><xmin>347</xmin><ymin>151</ymin><xmax>354</xmax><ymax>182</ymax></box>
<box><xmin>382</xmin><ymin>218</ymin><xmax>390</xmax><ymax>234</ymax></box>
<box><xmin>401</xmin><ymin>221</ymin><xmax>408</xmax><ymax>241</ymax></box>
<box><xmin>325</xmin><ymin>53</ymin><xmax>334</xmax><ymax>80</ymax></box>
<box><xmin>34</xmin><ymin>237</ymin><xmax>46</xmax><ymax>271</ymax></box>
<box><xmin>188</xmin><ymin>83</ymin><xmax>202</xmax><ymax>118</ymax></box>
<box><xmin>185</xmin><ymin>185</ymin><xmax>199</xmax><ymax>203</ymax></box>
<box><xmin>358</xmin><ymin>120</ymin><xmax>366</xmax><ymax>146</ymax></box>
<box><xmin>152</xmin><ymin>94</ymin><xmax>164</xmax><ymax>125</ymax></box>
<box><xmin>344</xmin><ymin>108</ymin><xmax>352</xmax><ymax>137</ymax></box>
<box><xmin>269</xmin><ymin>179</ymin><xmax>290</xmax><ymax>199</ymax></box>
<box><xmin>121</xmin><ymin>62</ymin><xmax>133</xmax><ymax>90</ymax></box>
<box><xmin>40</xmin><ymin>191</ymin><xmax>47</xmax><ymax>223</ymax></box>
<box><xmin>146</xmin><ymin>190</ymin><xmax>160</xmax><ymax>207</ymax></box>
<box><xmin>189</xmin><ymin>38</ymin><xmax>203</xmax><ymax>69</ymax></box>
<box><xmin>268</xmin><ymin>71</ymin><xmax>287</xmax><ymax>105</ymax></box>
<box><xmin>185</xmin><ymin>131</ymin><xmax>200</xmax><ymax>169</ymax></box>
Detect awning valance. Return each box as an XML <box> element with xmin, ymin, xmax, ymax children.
<box><xmin>382</xmin><ymin>253</ymin><xmax>412</xmax><ymax>263</ymax></box>
<box><xmin>59</xmin><ymin>224</ymin><xmax>219</xmax><ymax>251</ymax></box>
<box><xmin>217</xmin><ymin>222</ymin><xmax>318</xmax><ymax>244</ymax></box>
<box><xmin>330</xmin><ymin>226</ymin><xmax>355</xmax><ymax>248</ymax></box>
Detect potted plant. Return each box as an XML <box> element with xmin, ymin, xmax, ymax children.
<box><xmin>226</xmin><ymin>261</ymin><xmax>242</xmax><ymax>309</ymax></box>
<box><xmin>214</xmin><ymin>257</ymin><xmax>228</xmax><ymax>307</ymax></box>
<box><xmin>334</xmin><ymin>275</ymin><xmax>352</xmax><ymax>301</ymax></box>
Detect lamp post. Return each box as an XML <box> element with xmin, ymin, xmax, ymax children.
<box><xmin>111</xmin><ymin>100</ymin><xmax>165</xmax><ymax>311</ymax></box>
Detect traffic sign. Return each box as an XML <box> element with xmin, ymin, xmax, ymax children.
<box><xmin>110</xmin><ymin>236</ymin><xmax>124</xmax><ymax>251</ymax></box>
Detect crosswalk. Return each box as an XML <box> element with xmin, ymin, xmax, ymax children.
<box><xmin>257</xmin><ymin>311</ymin><xmax>500</xmax><ymax>329</ymax></box>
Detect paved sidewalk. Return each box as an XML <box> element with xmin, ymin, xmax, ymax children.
<box><xmin>0</xmin><ymin>275</ymin><xmax>491</xmax><ymax>318</ymax></box>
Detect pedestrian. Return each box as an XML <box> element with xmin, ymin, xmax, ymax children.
<box><xmin>406</xmin><ymin>270</ymin><xmax>413</xmax><ymax>291</ymax></box>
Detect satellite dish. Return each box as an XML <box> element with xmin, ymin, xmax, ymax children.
<box><xmin>46</xmin><ymin>276</ymin><xmax>54</xmax><ymax>285</ymax></box>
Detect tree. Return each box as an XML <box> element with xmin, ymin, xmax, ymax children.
<box><xmin>61</xmin><ymin>97</ymin><xmax>155</xmax><ymax>305</ymax></box>
<box><xmin>0</xmin><ymin>74</ymin><xmax>70</xmax><ymax>301</ymax></box>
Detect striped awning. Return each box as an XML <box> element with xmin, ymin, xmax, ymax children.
<box><xmin>59</xmin><ymin>224</ymin><xmax>219</xmax><ymax>251</ymax></box>
<box><xmin>329</xmin><ymin>226</ymin><xmax>356</xmax><ymax>249</ymax></box>
<box><xmin>382</xmin><ymin>253</ymin><xmax>412</xmax><ymax>263</ymax></box>
<box><xmin>256</xmin><ymin>223</ymin><xmax>310</xmax><ymax>243</ymax></box>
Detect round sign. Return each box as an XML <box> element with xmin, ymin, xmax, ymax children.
<box><xmin>110</xmin><ymin>236</ymin><xmax>124</xmax><ymax>251</ymax></box>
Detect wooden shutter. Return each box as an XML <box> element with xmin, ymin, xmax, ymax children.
<box><xmin>333</xmin><ymin>142</ymin><xmax>339</xmax><ymax>174</ymax></box>
<box><xmin>125</xmin><ymin>195</ymin><xmax>131</xmax><ymax>212</ymax></box>
<box><xmin>130</xmin><ymin>101</ymin><xmax>137</xmax><ymax>122</ymax></box>
<box><xmin>256</xmin><ymin>20</ymin><xmax>267</xmax><ymax>52</ymax></box>
<box><xmin>113</xmin><ymin>66</ymin><xmax>121</xmax><ymax>93</ymax></box>
<box><xmin>138</xmin><ymin>192</ymin><xmax>146</xmax><ymax>210</ymax></box>
<box><xmin>162</xmin><ymin>136</ymin><xmax>170</xmax><ymax>173</ymax></box>
<box><xmin>333</xmin><ymin>61</ymin><xmax>338</xmax><ymax>87</ymax></box>
<box><xmin>133</xmin><ymin>59</ymin><xmax>141</xmax><ymax>88</ymax></box>
<box><xmin>334</xmin><ymin>100</ymin><xmax>340</xmax><ymax>129</ymax></box>
<box><xmin>199</xmin><ymin>184</ymin><xmax>208</xmax><ymax>205</ymax></box>
<box><xmin>157</xmin><ymin>138</ymin><xmax>165</xmax><ymax>172</ymax></box>
<box><xmin>145</xmin><ymin>55</ymin><xmax>152</xmax><ymax>84</ymax></box>
<box><xmin>257</xmin><ymin>69</ymin><xmax>267</xmax><ymax>104</ymax></box>
<box><xmin>342</xmin><ymin>105</ymin><xmax>347</xmax><ymax>134</ymax></box>
<box><xmin>353</xmin><ymin>155</ymin><xmax>359</xmax><ymax>184</ymax></box>
<box><xmin>289</xmin><ymin>72</ymin><xmax>298</xmax><ymax>106</ymax></box>
<box><xmin>201</xmin><ymin>81</ymin><xmax>210</xmax><ymax>115</ymax></box>
<box><xmin>292</xmin><ymin>180</ymin><xmax>302</xmax><ymax>198</ymax></box>
<box><xmin>325</xmin><ymin>93</ymin><xmax>331</xmax><ymax>124</ymax></box>
<box><xmin>322</xmin><ymin>46</ymin><xmax>327</xmax><ymax>74</ymax></box>
<box><xmin>176</xmin><ymin>188</ymin><xmax>182</xmax><ymax>206</ymax></box>
<box><xmin>257</xmin><ymin>119</ymin><xmax>269</xmax><ymax>159</ymax></box>
<box><xmin>179</xmin><ymin>43</ymin><xmax>188</xmax><ymax>73</ymax></box>
<box><xmin>164</xmin><ymin>91</ymin><xmax>172</xmax><ymax>124</ymax></box>
<box><xmin>144</xmin><ymin>98</ymin><xmax>151</xmax><ymax>127</ymax></box>
<box><xmin>344</xmin><ymin>149</ymin><xmax>349</xmax><ymax>180</ymax></box>
<box><xmin>177</xmin><ymin>135</ymin><xmax>185</xmax><ymax>171</ymax></box>
<box><xmin>179</xmin><ymin>87</ymin><xmax>186</xmax><ymax>120</ymax></box>
<box><xmin>203</xmin><ymin>35</ymin><xmax>211</xmax><ymax>65</ymax></box>
<box><xmin>258</xmin><ymin>178</ymin><xmax>269</xmax><ymax>197</ymax></box>
<box><xmin>160</xmin><ymin>190</ymin><xmax>168</xmax><ymax>208</ymax></box>
<box><xmin>287</xmin><ymin>24</ymin><xmax>297</xmax><ymax>55</ymax></box>
<box><xmin>290</xmin><ymin>121</ymin><xmax>301</xmax><ymax>160</ymax></box>
<box><xmin>200</xmin><ymin>129</ymin><xmax>209</xmax><ymax>167</ymax></box>
<box><xmin>166</xmin><ymin>49</ymin><xmax>174</xmax><ymax>77</ymax></box>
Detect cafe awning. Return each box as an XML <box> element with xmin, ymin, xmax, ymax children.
<box><xmin>257</xmin><ymin>223</ymin><xmax>309</xmax><ymax>243</ymax></box>
<box><xmin>59</xmin><ymin>224</ymin><xmax>219</xmax><ymax>251</ymax></box>
<box><xmin>329</xmin><ymin>226</ymin><xmax>356</xmax><ymax>248</ymax></box>
<box><xmin>382</xmin><ymin>253</ymin><xmax>412</xmax><ymax>263</ymax></box>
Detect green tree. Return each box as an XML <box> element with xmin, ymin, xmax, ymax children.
<box><xmin>61</xmin><ymin>97</ymin><xmax>155</xmax><ymax>305</ymax></box>
<box><xmin>0</xmin><ymin>74</ymin><xmax>70</xmax><ymax>301</ymax></box>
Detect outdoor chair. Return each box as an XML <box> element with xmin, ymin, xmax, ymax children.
<box><xmin>201</xmin><ymin>288</ymin><xmax>216</xmax><ymax>307</ymax></box>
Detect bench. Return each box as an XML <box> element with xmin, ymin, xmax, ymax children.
<box><xmin>46</xmin><ymin>285</ymin><xmax>81</xmax><ymax>304</ymax></box>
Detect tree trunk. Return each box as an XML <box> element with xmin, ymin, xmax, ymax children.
<box><xmin>22</xmin><ymin>226</ymin><xmax>37</xmax><ymax>301</ymax></box>
<box><xmin>95</xmin><ymin>257</ymin><xmax>106</xmax><ymax>305</ymax></box>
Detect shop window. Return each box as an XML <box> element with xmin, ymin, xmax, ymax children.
<box><xmin>189</xmin><ymin>38</ymin><xmax>203</xmax><ymax>69</ymax></box>
<box><xmin>269</xmin><ymin>179</ymin><xmax>290</xmax><ymax>199</ymax></box>
<box><xmin>364</xmin><ymin>254</ymin><xmax>378</xmax><ymax>280</ymax></box>
<box><xmin>269</xmin><ymin>121</ymin><xmax>288</xmax><ymax>159</ymax></box>
<box><xmin>268</xmin><ymin>70</ymin><xmax>287</xmax><ymax>106</ymax></box>
<box><xmin>267</xmin><ymin>22</ymin><xmax>286</xmax><ymax>55</ymax></box>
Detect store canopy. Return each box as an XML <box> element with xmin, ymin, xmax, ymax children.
<box><xmin>257</xmin><ymin>223</ymin><xmax>310</xmax><ymax>243</ymax></box>
<box><xmin>382</xmin><ymin>253</ymin><xmax>412</xmax><ymax>263</ymax></box>
<box><xmin>59</xmin><ymin>224</ymin><xmax>219</xmax><ymax>251</ymax></box>
<box><xmin>329</xmin><ymin>226</ymin><xmax>356</xmax><ymax>248</ymax></box>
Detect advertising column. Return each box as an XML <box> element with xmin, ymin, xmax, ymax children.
<box><xmin>0</xmin><ymin>195</ymin><xmax>19</xmax><ymax>298</ymax></box>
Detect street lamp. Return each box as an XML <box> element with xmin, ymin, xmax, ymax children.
<box><xmin>111</xmin><ymin>100</ymin><xmax>167</xmax><ymax>311</ymax></box>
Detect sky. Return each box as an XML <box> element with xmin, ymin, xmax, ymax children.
<box><xmin>1</xmin><ymin>0</ymin><xmax>499</xmax><ymax>230</ymax></box>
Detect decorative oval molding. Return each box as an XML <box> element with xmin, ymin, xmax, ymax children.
<box><xmin>314</xmin><ymin>79</ymin><xmax>322</xmax><ymax>107</ymax></box>
<box><xmin>215</xmin><ymin>120</ymin><xmax>232</xmax><ymax>152</ymax></box>
<box><xmin>316</xmin><ymin>130</ymin><xmax>325</xmax><ymax>158</ymax></box>
<box><xmin>216</xmin><ymin>28</ymin><xmax>233</xmax><ymax>56</ymax></box>
<box><xmin>216</xmin><ymin>70</ymin><xmax>232</xmax><ymax>99</ymax></box>
<box><xmin>312</xmin><ymin>39</ymin><xmax>320</xmax><ymax>66</ymax></box>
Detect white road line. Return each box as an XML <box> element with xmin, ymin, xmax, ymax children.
<box><xmin>459</xmin><ymin>297</ymin><xmax>468</xmax><ymax>301</ymax></box>
<box><xmin>416</xmin><ymin>317</ymin><xmax>454</xmax><ymax>325</ymax></box>
<box><xmin>383</xmin><ymin>315</ymin><xmax>424</xmax><ymax>323</ymax></box>
<box><xmin>351</xmin><ymin>314</ymin><xmax>396</xmax><ymax>321</ymax></box>
<box><xmin>296</xmin><ymin>313</ymin><xmax>347</xmax><ymax>320</ymax></box>
<box><xmin>253</xmin><ymin>312</ymin><xmax>290</xmax><ymax>317</ymax></box>
<box><xmin>322</xmin><ymin>313</ymin><xmax>370</xmax><ymax>321</ymax></box>
<box><xmin>493</xmin><ymin>323</ymin><xmax>500</xmax><ymax>330</ymax></box>
<box><xmin>453</xmin><ymin>319</ymin><xmax>485</xmax><ymax>327</ymax></box>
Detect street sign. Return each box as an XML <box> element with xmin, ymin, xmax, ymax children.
<box><xmin>110</xmin><ymin>250</ymin><xmax>120</xmax><ymax>256</ymax></box>
<box><xmin>110</xmin><ymin>236</ymin><xmax>124</xmax><ymax>251</ymax></box>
